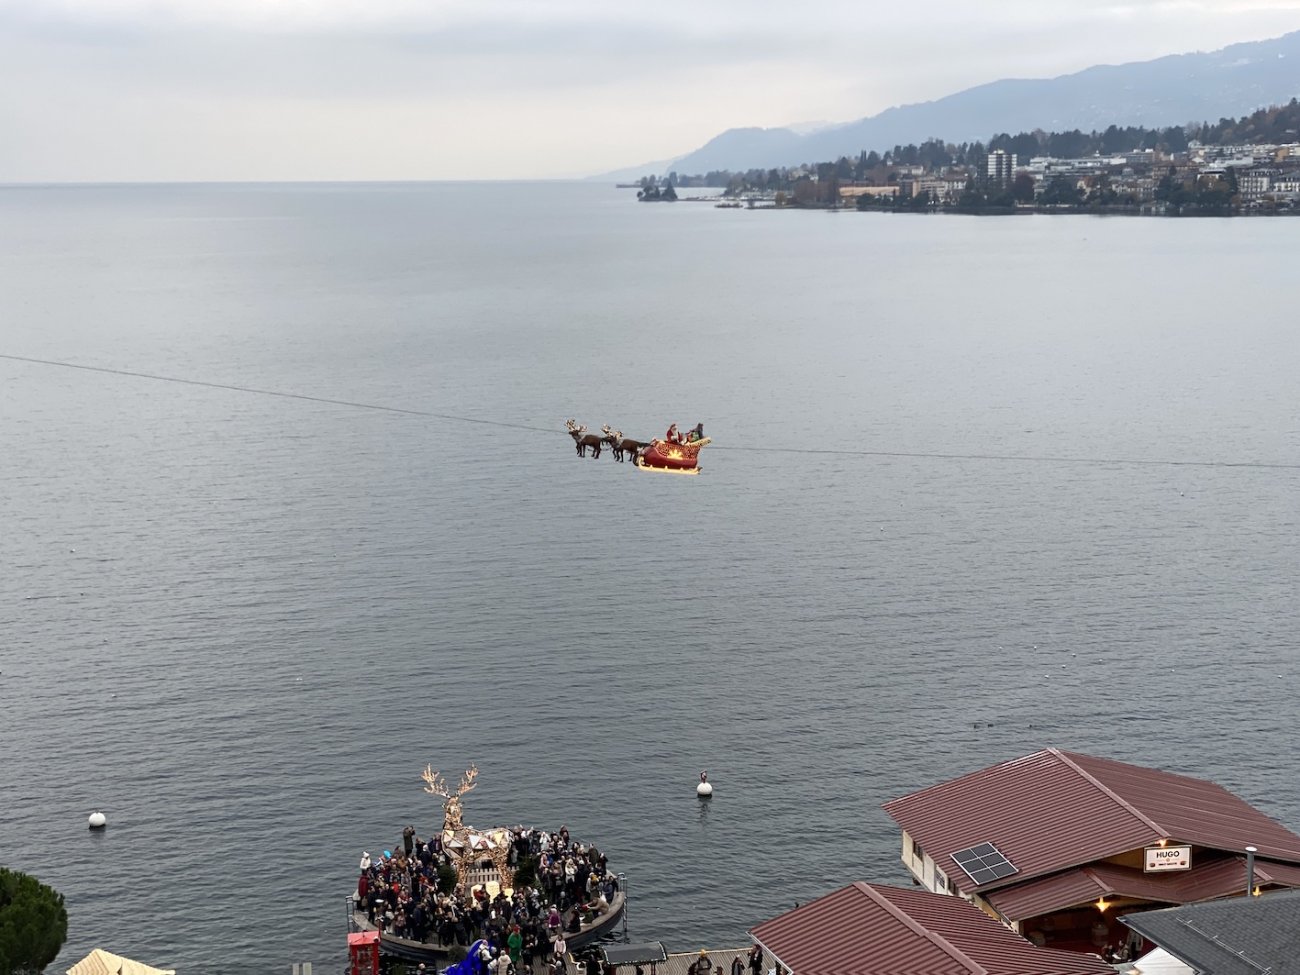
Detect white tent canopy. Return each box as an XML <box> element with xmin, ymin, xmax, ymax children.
<box><xmin>1132</xmin><ymin>946</ymin><xmax>1194</xmax><ymax>975</ymax></box>
<box><xmin>66</xmin><ymin>948</ymin><xmax>176</xmax><ymax>975</ymax></box>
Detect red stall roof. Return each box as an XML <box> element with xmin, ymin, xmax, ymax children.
<box><xmin>883</xmin><ymin>748</ymin><xmax>1300</xmax><ymax>896</ymax></box>
<box><xmin>749</xmin><ymin>882</ymin><xmax>1112</xmax><ymax>975</ymax></box>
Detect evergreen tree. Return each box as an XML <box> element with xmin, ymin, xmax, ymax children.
<box><xmin>0</xmin><ymin>869</ymin><xmax>67</xmax><ymax>975</ymax></box>
<box><xmin>1012</xmin><ymin>171</ymin><xmax>1036</xmax><ymax>203</ymax></box>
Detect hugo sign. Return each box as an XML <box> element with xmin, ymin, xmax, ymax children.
<box><xmin>1144</xmin><ymin>845</ymin><xmax>1192</xmax><ymax>872</ymax></box>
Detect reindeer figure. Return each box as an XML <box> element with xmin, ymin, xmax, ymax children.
<box><xmin>616</xmin><ymin>434</ymin><xmax>647</xmax><ymax>462</ymax></box>
<box><xmin>601</xmin><ymin>426</ymin><xmax>647</xmax><ymax>462</ymax></box>
<box><xmin>600</xmin><ymin>425</ymin><xmax>623</xmax><ymax>459</ymax></box>
<box><xmin>421</xmin><ymin>764</ymin><xmax>515</xmax><ymax>891</ymax></box>
<box><xmin>565</xmin><ymin>419</ymin><xmax>603</xmax><ymax>458</ymax></box>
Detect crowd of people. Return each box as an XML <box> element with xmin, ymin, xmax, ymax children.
<box><xmin>355</xmin><ymin>823</ymin><xmax>620</xmax><ymax>970</ymax></box>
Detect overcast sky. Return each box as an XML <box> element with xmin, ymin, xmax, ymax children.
<box><xmin>2</xmin><ymin>0</ymin><xmax>1299</xmax><ymax>181</ymax></box>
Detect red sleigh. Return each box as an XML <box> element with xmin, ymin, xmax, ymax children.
<box><xmin>635</xmin><ymin>437</ymin><xmax>711</xmax><ymax>475</ymax></box>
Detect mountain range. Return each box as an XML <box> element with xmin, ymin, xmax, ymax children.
<box><xmin>623</xmin><ymin>30</ymin><xmax>1300</xmax><ymax>177</ymax></box>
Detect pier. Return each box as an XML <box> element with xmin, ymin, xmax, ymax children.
<box><xmin>596</xmin><ymin>944</ymin><xmax>758</xmax><ymax>975</ymax></box>
<box><xmin>659</xmin><ymin>948</ymin><xmax>754</xmax><ymax>975</ymax></box>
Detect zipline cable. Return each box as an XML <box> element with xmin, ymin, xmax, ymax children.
<box><xmin>0</xmin><ymin>352</ymin><xmax>555</xmax><ymax>434</ymax></box>
<box><xmin>706</xmin><ymin>443</ymin><xmax>1300</xmax><ymax>470</ymax></box>
<box><xmin>3</xmin><ymin>352</ymin><xmax>1298</xmax><ymax>473</ymax></box>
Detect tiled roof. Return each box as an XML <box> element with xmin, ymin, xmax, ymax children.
<box><xmin>1121</xmin><ymin>888</ymin><xmax>1300</xmax><ymax>975</ymax></box>
<box><xmin>748</xmin><ymin>882</ymin><xmax>1112</xmax><ymax>975</ymax></box>
<box><xmin>882</xmin><ymin>749</ymin><xmax>1300</xmax><ymax>895</ymax></box>
<box><xmin>985</xmin><ymin>856</ymin><xmax>1300</xmax><ymax>920</ymax></box>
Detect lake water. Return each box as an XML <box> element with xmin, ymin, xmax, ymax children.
<box><xmin>1</xmin><ymin>182</ymin><xmax>1298</xmax><ymax>973</ymax></box>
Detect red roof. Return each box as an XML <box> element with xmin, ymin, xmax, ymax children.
<box><xmin>985</xmin><ymin>856</ymin><xmax>1300</xmax><ymax>920</ymax></box>
<box><xmin>749</xmin><ymin>882</ymin><xmax>1112</xmax><ymax>975</ymax></box>
<box><xmin>882</xmin><ymin>749</ymin><xmax>1300</xmax><ymax>895</ymax></box>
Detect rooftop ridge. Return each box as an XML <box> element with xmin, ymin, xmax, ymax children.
<box><xmin>1079</xmin><ymin>865</ymin><xmax>1110</xmax><ymax>895</ymax></box>
<box><xmin>1174</xmin><ymin>915</ymin><xmax>1272</xmax><ymax>974</ymax></box>
<box><xmin>1050</xmin><ymin>748</ymin><xmax>1167</xmax><ymax>841</ymax></box>
<box><xmin>854</xmin><ymin>882</ymin><xmax>989</xmax><ymax>975</ymax></box>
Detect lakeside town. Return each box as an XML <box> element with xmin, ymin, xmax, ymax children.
<box><xmin>636</xmin><ymin>100</ymin><xmax>1300</xmax><ymax>215</ymax></box>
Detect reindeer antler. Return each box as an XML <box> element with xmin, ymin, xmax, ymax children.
<box><xmin>423</xmin><ymin>764</ymin><xmax>451</xmax><ymax>798</ymax></box>
<box><xmin>457</xmin><ymin>765</ymin><xmax>479</xmax><ymax>797</ymax></box>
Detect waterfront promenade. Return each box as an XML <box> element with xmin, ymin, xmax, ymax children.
<box><xmin>658</xmin><ymin>948</ymin><xmax>754</xmax><ymax>975</ymax></box>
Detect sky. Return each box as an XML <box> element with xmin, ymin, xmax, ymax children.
<box><xmin>2</xmin><ymin>0</ymin><xmax>1300</xmax><ymax>181</ymax></box>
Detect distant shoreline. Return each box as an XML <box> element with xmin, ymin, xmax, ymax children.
<box><xmin>663</xmin><ymin>195</ymin><xmax>1297</xmax><ymax>217</ymax></box>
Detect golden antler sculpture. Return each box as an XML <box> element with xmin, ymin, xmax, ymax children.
<box><xmin>420</xmin><ymin>763</ymin><xmax>514</xmax><ymax>892</ymax></box>
<box><xmin>423</xmin><ymin>763</ymin><xmax>478</xmax><ymax>833</ymax></box>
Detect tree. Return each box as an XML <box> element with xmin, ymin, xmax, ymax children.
<box><xmin>1084</xmin><ymin>172</ymin><xmax>1118</xmax><ymax>207</ymax></box>
<box><xmin>791</xmin><ymin>178</ymin><xmax>819</xmax><ymax>205</ymax></box>
<box><xmin>1046</xmin><ymin>129</ymin><xmax>1089</xmax><ymax>158</ymax></box>
<box><xmin>1012</xmin><ymin>171</ymin><xmax>1036</xmax><ymax>204</ymax></box>
<box><xmin>1040</xmin><ymin>175</ymin><xmax>1082</xmax><ymax>207</ymax></box>
<box><xmin>918</xmin><ymin>138</ymin><xmax>953</xmax><ymax>170</ymax></box>
<box><xmin>0</xmin><ymin>869</ymin><xmax>67</xmax><ymax>975</ymax></box>
<box><xmin>1161</xmin><ymin>125</ymin><xmax>1188</xmax><ymax>152</ymax></box>
<box><xmin>512</xmin><ymin>855</ymin><xmax>539</xmax><ymax>889</ymax></box>
<box><xmin>436</xmin><ymin>862</ymin><xmax>460</xmax><ymax>894</ymax></box>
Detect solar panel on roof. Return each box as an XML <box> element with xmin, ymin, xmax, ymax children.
<box><xmin>951</xmin><ymin>842</ymin><xmax>1018</xmax><ymax>887</ymax></box>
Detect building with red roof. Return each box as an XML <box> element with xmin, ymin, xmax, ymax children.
<box><xmin>749</xmin><ymin>882</ymin><xmax>1113</xmax><ymax>975</ymax></box>
<box><xmin>882</xmin><ymin>748</ymin><xmax>1300</xmax><ymax>956</ymax></box>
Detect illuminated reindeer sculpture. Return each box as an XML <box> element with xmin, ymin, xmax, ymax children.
<box><xmin>422</xmin><ymin>764</ymin><xmax>515</xmax><ymax>891</ymax></box>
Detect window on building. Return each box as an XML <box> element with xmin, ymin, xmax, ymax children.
<box><xmin>934</xmin><ymin>872</ymin><xmax>948</xmax><ymax>892</ymax></box>
<box><xmin>911</xmin><ymin>839</ymin><xmax>923</xmax><ymax>861</ymax></box>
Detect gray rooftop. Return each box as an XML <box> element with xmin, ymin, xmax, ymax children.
<box><xmin>1121</xmin><ymin>888</ymin><xmax>1300</xmax><ymax>975</ymax></box>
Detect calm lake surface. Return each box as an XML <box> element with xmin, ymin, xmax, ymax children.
<box><xmin>1</xmin><ymin>182</ymin><xmax>1298</xmax><ymax>972</ymax></box>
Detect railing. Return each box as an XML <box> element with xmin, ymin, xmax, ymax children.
<box><xmin>464</xmin><ymin>866</ymin><xmax>500</xmax><ymax>890</ymax></box>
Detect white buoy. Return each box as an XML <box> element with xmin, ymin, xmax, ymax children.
<box><xmin>697</xmin><ymin>770</ymin><xmax>713</xmax><ymax>798</ymax></box>
<box><xmin>88</xmin><ymin>812</ymin><xmax>107</xmax><ymax>830</ymax></box>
